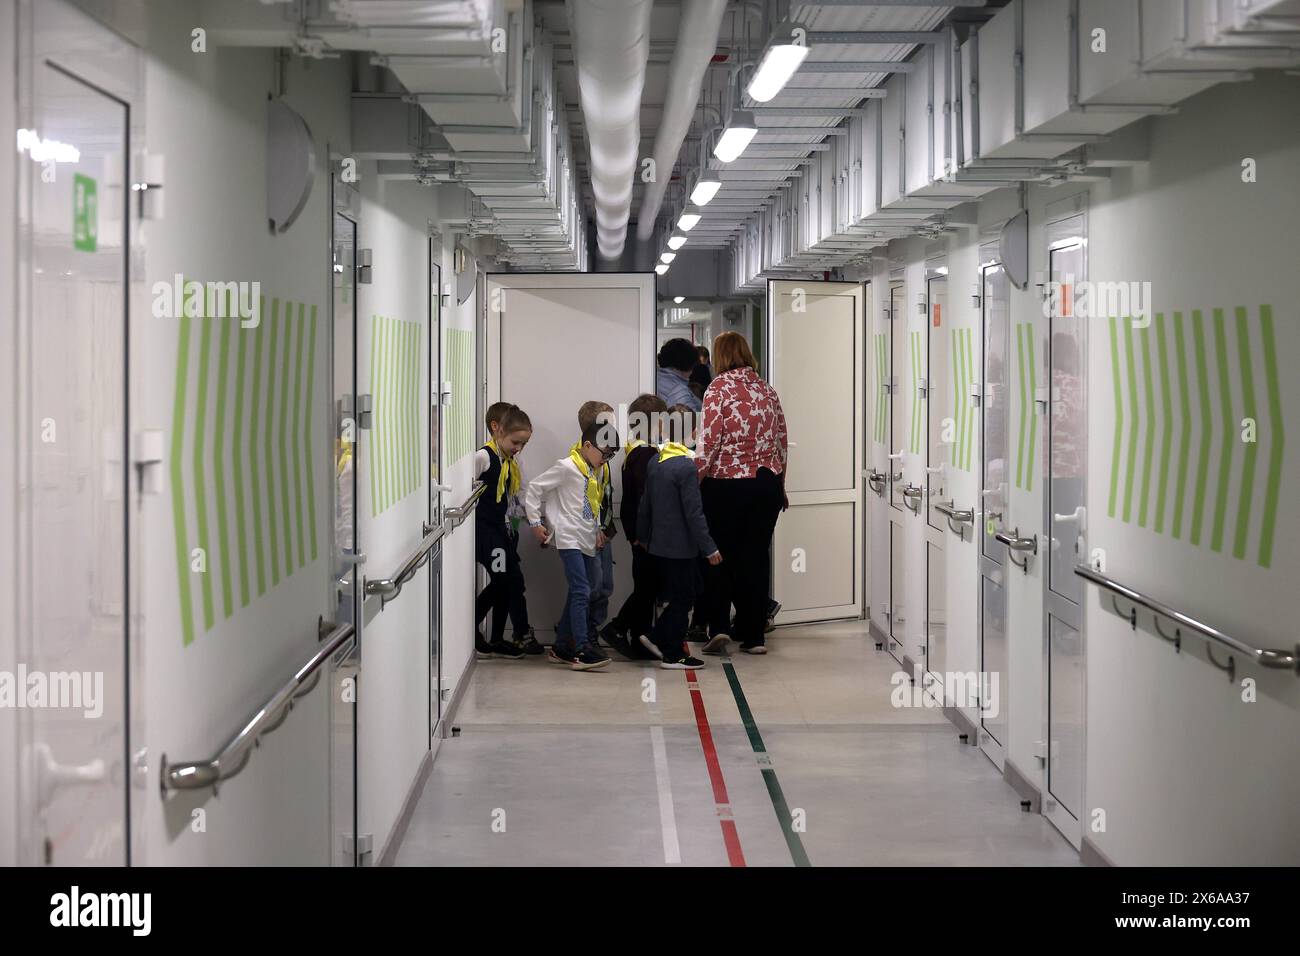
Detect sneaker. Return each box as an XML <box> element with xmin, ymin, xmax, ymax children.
<box><xmin>660</xmin><ymin>655</ymin><xmax>705</xmax><ymax>670</ymax></box>
<box><xmin>475</xmin><ymin>632</ymin><xmax>495</xmax><ymax>660</ymax></box>
<box><xmin>512</xmin><ymin>628</ymin><xmax>544</xmax><ymax>655</ymax></box>
<box><xmin>572</xmin><ymin>646</ymin><xmax>611</xmax><ymax>671</ymax></box>
<box><xmin>638</xmin><ymin>634</ymin><xmax>664</xmax><ymax>660</ymax></box>
<box><xmin>488</xmin><ymin>640</ymin><xmax>525</xmax><ymax>660</ymax></box>
<box><xmin>740</xmin><ymin>642</ymin><xmax>767</xmax><ymax>655</ymax></box>
<box><xmin>702</xmin><ymin>633</ymin><xmax>731</xmax><ymax>655</ymax></box>
<box><xmin>765</xmin><ymin>600</ymin><xmax>782</xmax><ymax>633</ymax></box>
<box><xmin>547</xmin><ymin>645</ymin><xmax>577</xmax><ymax>666</ymax></box>
<box><xmin>598</xmin><ymin>622</ymin><xmax>632</xmax><ymax>657</ymax></box>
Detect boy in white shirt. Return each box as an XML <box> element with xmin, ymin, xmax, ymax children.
<box><xmin>523</xmin><ymin>421</ymin><xmax>620</xmax><ymax>671</ymax></box>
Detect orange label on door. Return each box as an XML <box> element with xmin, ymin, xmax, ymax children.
<box><xmin>932</xmin><ymin>303</ymin><xmax>941</xmax><ymax>327</ymax></box>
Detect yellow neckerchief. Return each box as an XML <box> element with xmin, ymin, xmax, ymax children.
<box><xmin>485</xmin><ymin>439</ymin><xmax>521</xmax><ymax>503</ymax></box>
<box><xmin>657</xmin><ymin>441</ymin><xmax>694</xmax><ymax>463</ymax></box>
<box><xmin>624</xmin><ymin>437</ymin><xmax>647</xmax><ymax>457</ymax></box>
<box><xmin>568</xmin><ymin>444</ymin><xmax>604</xmax><ymax>521</ymax></box>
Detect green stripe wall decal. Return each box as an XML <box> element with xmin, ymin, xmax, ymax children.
<box><xmin>952</xmin><ymin>327</ymin><xmax>963</xmax><ymax>471</ymax></box>
<box><xmin>962</xmin><ymin>328</ymin><xmax>975</xmax><ymax>471</ymax></box>
<box><xmin>1104</xmin><ymin>306</ymin><xmax>1283</xmax><ymax>569</ymax></box>
<box><xmin>369</xmin><ymin>315</ymin><xmax>424</xmax><ymax>517</ymax></box>
<box><xmin>170</xmin><ymin>285</ymin><xmax>323</xmax><ymax>646</ymax></box>
<box><xmin>446</xmin><ymin>327</ymin><xmax>477</xmax><ymax>464</ymax></box>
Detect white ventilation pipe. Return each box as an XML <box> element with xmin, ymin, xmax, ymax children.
<box><xmin>634</xmin><ymin>0</ymin><xmax>729</xmax><ymax>243</ymax></box>
<box><xmin>568</xmin><ymin>0</ymin><xmax>653</xmax><ymax>260</ymax></box>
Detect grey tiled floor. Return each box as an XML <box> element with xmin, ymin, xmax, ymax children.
<box><xmin>393</xmin><ymin>621</ymin><xmax>1079</xmax><ymax>866</ymax></box>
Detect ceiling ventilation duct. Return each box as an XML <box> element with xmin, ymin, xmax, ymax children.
<box><xmin>567</xmin><ymin>0</ymin><xmax>653</xmax><ymax>260</ymax></box>
<box><xmin>634</xmin><ymin>0</ymin><xmax>729</xmax><ymax>243</ymax></box>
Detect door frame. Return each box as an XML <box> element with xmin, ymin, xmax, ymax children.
<box><xmin>1040</xmin><ymin>196</ymin><xmax>1090</xmax><ymax>850</ymax></box>
<box><xmin>13</xmin><ymin>0</ymin><xmax>145</xmax><ymax>866</ymax></box>
<box><xmin>766</xmin><ymin>278</ymin><xmax>864</xmax><ymax>625</ymax></box>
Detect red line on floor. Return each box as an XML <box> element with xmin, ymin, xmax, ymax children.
<box><xmin>685</xmin><ymin>670</ymin><xmax>746</xmax><ymax>867</ymax></box>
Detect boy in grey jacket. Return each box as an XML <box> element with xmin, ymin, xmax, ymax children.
<box><xmin>636</xmin><ymin>420</ymin><xmax>721</xmax><ymax>669</ymax></box>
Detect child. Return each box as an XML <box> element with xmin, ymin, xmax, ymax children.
<box><xmin>577</xmin><ymin>400</ymin><xmax>618</xmax><ymax>643</ymax></box>
<box><xmin>636</xmin><ymin>413</ymin><xmax>720</xmax><ymax>669</ymax></box>
<box><xmin>523</xmin><ymin>421</ymin><xmax>619</xmax><ymax>671</ymax></box>
<box><xmin>474</xmin><ymin>404</ymin><xmax>535</xmax><ymax>660</ymax></box>
<box><xmin>485</xmin><ymin>403</ymin><xmax>542</xmax><ymax>654</ymax></box>
<box><xmin>600</xmin><ymin>393</ymin><xmax>668</xmax><ymax>658</ymax></box>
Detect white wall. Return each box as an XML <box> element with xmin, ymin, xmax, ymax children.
<box><xmin>867</xmin><ymin>71</ymin><xmax>1300</xmax><ymax>863</ymax></box>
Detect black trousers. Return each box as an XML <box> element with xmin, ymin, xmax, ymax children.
<box><xmin>475</xmin><ymin>527</ymin><xmax>528</xmax><ymax>642</ymax></box>
<box><xmin>650</xmin><ymin>555</ymin><xmax>701</xmax><ymax>658</ymax></box>
<box><xmin>613</xmin><ymin>544</ymin><xmax>657</xmax><ymax>638</ymax></box>
<box><xmin>701</xmin><ymin>469</ymin><xmax>783</xmax><ymax>646</ymax></box>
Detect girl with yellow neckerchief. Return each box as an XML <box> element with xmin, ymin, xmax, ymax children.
<box><xmin>474</xmin><ymin>404</ymin><xmax>535</xmax><ymax>660</ymax></box>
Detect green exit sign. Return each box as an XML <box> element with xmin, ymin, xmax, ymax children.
<box><xmin>73</xmin><ymin>173</ymin><xmax>97</xmax><ymax>252</ymax></box>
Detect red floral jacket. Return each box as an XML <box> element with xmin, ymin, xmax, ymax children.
<box><xmin>695</xmin><ymin>366</ymin><xmax>789</xmax><ymax>480</ymax></box>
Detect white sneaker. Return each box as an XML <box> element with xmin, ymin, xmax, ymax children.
<box><xmin>637</xmin><ymin>634</ymin><xmax>663</xmax><ymax>660</ymax></box>
<box><xmin>702</xmin><ymin>633</ymin><xmax>731</xmax><ymax>655</ymax></box>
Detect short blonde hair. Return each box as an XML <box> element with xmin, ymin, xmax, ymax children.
<box><xmin>712</xmin><ymin>332</ymin><xmax>757</xmax><ymax>374</ymax></box>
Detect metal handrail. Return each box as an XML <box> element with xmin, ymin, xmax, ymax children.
<box><xmin>364</xmin><ymin>482</ymin><xmax>486</xmax><ymax>608</ymax></box>
<box><xmin>1074</xmin><ymin>565</ymin><xmax>1300</xmax><ymax>679</ymax></box>
<box><xmin>995</xmin><ymin>529</ymin><xmax>1038</xmax><ymax>572</ymax></box>
<box><xmin>934</xmin><ymin>500</ymin><xmax>974</xmax><ymax>537</ymax></box>
<box><xmin>160</xmin><ymin>621</ymin><xmax>357</xmax><ymax>793</ymax></box>
<box><xmin>364</xmin><ymin>521</ymin><xmax>445</xmax><ymax>606</ymax></box>
<box><xmin>446</xmin><ymin>481</ymin><xmax>487</xmax><ymax>527</ymax></box>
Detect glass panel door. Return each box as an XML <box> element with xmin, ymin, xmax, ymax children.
<box><xmin>26</xmin><ymin>60</ymin><xmax>130</xmax><ymax>866</ymax></box>
<box><xmin>428</xmin><ymin>248</ymin><xmax>443</xmax><ymax>737</ymax></box>
<box><xmin>330</xmin><ymin>196</ymin><xmax>360</xmax><ymax>866</ymax></box>
<box><xmin>978</xmin><ymin>256</ymin><xmax>1010</xmax><ymax>759</ymax></box>
<box><xmin>926</xmin><ymin>276</ymin><xmax>949</xmax><ymax>531</ymax></box>
<box><xmin>1043</xmin><ymin>217</ymin><xmax>1087</xmax><ymax>846</ymax></box>
<box><xmin>888</xmin><ymin>283</ymin><xmax>907</xmax><ymax>510</ymax></box>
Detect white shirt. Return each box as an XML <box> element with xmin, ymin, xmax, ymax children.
<box><xmin>522</xmin><ymin>455</ymin><xmax>600</xmax><ymax>555</ymax></box>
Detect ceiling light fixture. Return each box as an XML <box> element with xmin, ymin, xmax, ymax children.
<box><xmin>713</xmin><ymin>109</ymin><xmax>758</xmax><ymax>163</ymax></box>
<box><xmin>746</xmin><ymin>22</ymin><xmax>810</xmax><ymax>103</ymax></box>
<box><xmin>655</xmin><ymin>263</ymin><xmax>670</xmax><ymax>275</ymax></box>
<box><xmin>660</xmin><ymin>251</ymin><xmax>676</xmax><ymax>264</ymax></box>
<box><xmin>677</xmin><ymin>209</ymin><xmax>702</xmax><ymax>231</ymax></box>
<box><xmin>667</xmin><ymin>232</ymin><xmax>687</xmax><ymax>251</ymax></box>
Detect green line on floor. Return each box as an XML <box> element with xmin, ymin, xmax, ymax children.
<box><xmin>721</xmin><ymin>660</ymin><xmax>812</xmax><ymax>868</ymax></box>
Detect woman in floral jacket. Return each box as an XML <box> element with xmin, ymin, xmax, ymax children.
<box><xmin>695</xmin><ymin>332</ymin><xmax>788</xmax><ymax>655</ymax></box>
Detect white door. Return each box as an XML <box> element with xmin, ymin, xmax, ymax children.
<box><xmin>923</xmin><ymin>269</ymin><xmax>950</xmax><ymax>691</ymax></box>
<box><xmin>978</xmin><ymin>249</ymin><xmax>1011</xmax><ymax>768</ymax></box>
<box><xmin>486</xmin><ymin>274</ymin><xmax>656</xmax><ymax>643</ymax></box>
<box><xmin>886</xmin><ymin>281</ymin><xmax>908</xmax><ymax>662</ymax></box>
<box><xmin>1042</xmin><ymin>214</ymin><xmax>1088</xmax><ymax>848</ymax></box>
<box><xmin>328</xmin><ymin>173</ymin><xmax>363</xmax><ymax>866</ymax></box>
<box><xmin>769</xmin><ymin>280</ymin><xmax>864</xmax><ymax>624</ymax></box>
<box><xmin>19</xmin><ymin>27</ymin><xmax>136</xmax><ymax>866</ymax></box>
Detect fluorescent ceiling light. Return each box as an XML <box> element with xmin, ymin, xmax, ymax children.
<box><xmin>713</xmin><ymin>110</ymin><xmax>758</xmax><ymax>163</ymax></box>
<box><xmin>660</xmin><ymin>252</ymin><xmax>676</xmax><ymax>264</ymax></box>
<box><xmin>674</xmin><ymin>296</ymin><xmax>685</xmax><ymax>304</ymax></box>
<box><xmin>667</xmin><ymin>233</ymin><xmax>687</xmax><ymax>251</ymax></box>
<box><xmin>677</xmin><ymin>211</ymin><xmax>701</xmax><ymax>231</ymax></box>
<box><xmin>746</xmin><ymin>24</ymin><xmax>810</xmax><ymax>103</ymax></box>
<box><xmin>691</xmin><ymin>173</ymin><xmax>722</xmax><ymax>206</ymax></box>
<box><xmin>655</xmin><ymin>263</ymin><xmax>669</xmax><ymax>275</ymax></box>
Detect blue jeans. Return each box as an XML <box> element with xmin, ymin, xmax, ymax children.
<box><xmin>556</xmin><ymin>549</ymin><xmax>601</xmax><ymax>653</ymax></box>
<box><xmin>587</xmin><ymin>544</ymin><xmax>614</xmax><ymax>635</ymax></box>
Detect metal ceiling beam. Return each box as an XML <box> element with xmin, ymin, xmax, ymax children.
<box><xmin>800</xmin><ymin>61</ymin><xmax>917</xmax><ymax>73</ymax></box>
<box><xmin>806</xmin><ymin>31</ymin><xmax>945</xmax><ymax>44</ymax></box>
